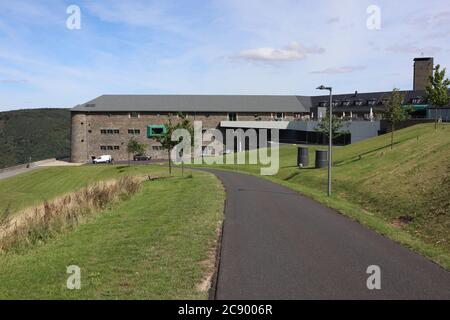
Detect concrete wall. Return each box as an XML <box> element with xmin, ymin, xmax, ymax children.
<box><xmin>346</xmin><ymin>121</ymin><xmax>380</xmax><ymax>143</ymax></box>
<box><xmin>286</xmin><ymin>120</ymin><xmax>380</xmax><ymax>143</ymax></box>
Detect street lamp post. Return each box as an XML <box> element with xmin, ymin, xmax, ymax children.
<box><xmin>316</xmin><ymin>85</ymin><xmax>333</xmax><ymax>197</ymax></box>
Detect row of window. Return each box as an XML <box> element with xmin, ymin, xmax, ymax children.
<box><xmin>100</xmin><ymin>129</ymin><xmax>141</xmax><ymax>135</ymax></box>
<box><xmin>100</xmin><ymin>146</ymin><xmax>120</xmax><ymax>151</ymax></box>
<box><xmin>319</xmin><ymin>97</ymin><xmax>424</xmax><ymax>108</ymax></box>
<box><xmin>100</xmin><ymin>129</ymin><xmax>120</xmax><ymax>134</ymax></box>
<box><xmin>99</xmin><ymin>145</ymin><xmax>164</xmax><ymax>151</ymax></box>
<box><xmin>228</xmin><ymin>113</ymin><xmax>302</xmax><ymax>121</ymax></box>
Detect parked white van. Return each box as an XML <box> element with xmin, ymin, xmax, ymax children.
<box><xmin>92</xmin><ymin>155</ymin><xmax>112</xmax><ymax>164</ymax></box>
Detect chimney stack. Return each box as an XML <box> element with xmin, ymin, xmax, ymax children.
<box><xmin>413</xmin><ymin>57</ymin><xmax>433</xmax><ymax>91</ymax></box>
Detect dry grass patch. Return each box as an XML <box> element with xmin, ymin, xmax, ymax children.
<box><xmin>0</xmin><ymin>176</ymin><xmax>142</xmax><ymax>253</ymax></box>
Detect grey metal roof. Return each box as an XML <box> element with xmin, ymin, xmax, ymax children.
<box><xmin>72</xmin><ymin>95</ymin><xmax>312</xmax><ymax>113</ymax></box>
<box><xmin>71</xmin><ymin>90</ymin><xmax>450</xmax><ymax>113</ymax></box>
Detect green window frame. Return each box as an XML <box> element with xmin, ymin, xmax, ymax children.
<box><xmin>147</xmin><ymin>125</ymin><xmax>167</xmax><ymax>137</ymax></box>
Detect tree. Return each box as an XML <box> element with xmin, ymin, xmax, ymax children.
<box><xmin>151</xmin><ymin>113</ymin><xmax>193</xmax><ymax>174</ymax></box>
<box><xmin>315</xmin><ymin>111</ymin><xmax>349</xmax><ymax>142</ymax></box>
<box><xmin>383</xmin><ymin>88</ymin><xmax>409</xmax><ymax>149</ymax></box>
<box><xmin>127</xmin><ymin>138</ymin><xmax>146</xmax><ymax>165</ymax></box>
<box><xmin>425</xmin><ymin>64</ymin><xmax>450</xmax><ymax>130</ymax></box>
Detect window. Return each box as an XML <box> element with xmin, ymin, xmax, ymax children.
<box><xmin>128</xmin><ymin>129</ymin><xmax>141</xmax><ymax>135</ymax></box>
<box><xmin>100</xmin><ymin>146</ymin><xmax>107</xmax><ymax>150</ymax></box>
<box><xmin>343</xmin><ymin>100</ymin><xmax>351</xmax><ymax>106</ymax></box>
<box><xmin>332</xmin><ymin>101</ymin><xmax>339</xmax><ymax>107</ymax></box>
<box><xmin>130</xmin><ymin>112</ymin><xmax>140</xmax><ymax>118</ymax></box>
<box><xmin>228</xmin><ymin>113</ymin><xmax>237</xmax><ymax>121</ymax></box>
<box><xmin>152</xmin><ymin>145</ymin><xmax>164</xmax><ymax>151</ymax></box>
<box><xmin>114</xmin><ymin>146</ymin><xmax>120</xmax><ymax>150</ymax></box>
<box><xmin>355</xmin><ymin>100</ymin><xmax>363</xmax><ymax>106</ymax></box>
<box><xmin>319</xmin><ymin>101</ymin><xmax>328</xmax><ymax>107</ymax></box>
<box><xmin>276</xmin><ymin>112</ymin><xmax>284</xmax><ymax>119</ymax></box>
<box><xmin>147</xmin><ymin>125</ymin><xmax>167</xmax><ymax>137</ymax></box>
<box><xmin>368</xmin><ymin>99</ymin><xmax>376</xmax><ymax>106</ymax></box>
<box><xmin>101</xmin><ymin>129</ymin><xmax>107</xmax><ymax>134</ymax></box>
<box><xmin>107</xmin><ymin>146</ymin><xmax>113</xmax><ymax>150</ymax></box>
<box><xmin>113</xmin><ymin>129</ymin><xmax>120</xmax><ymax>134</ymax></box>
<box><xmin>107</xmin><ymin>129</ymin><xmax>113</xmax><ymax>134</ymax></box>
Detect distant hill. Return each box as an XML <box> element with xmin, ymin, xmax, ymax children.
<box><xmin>0</xmin><ymin>108</ymin><xmax>71</xmax><ymax>169</ymax></box>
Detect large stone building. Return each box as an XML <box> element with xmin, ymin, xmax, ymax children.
<box><xmin>70</xmin><ymin>57</ymin><xmax>450</xmax><ymax>163</ymax></box>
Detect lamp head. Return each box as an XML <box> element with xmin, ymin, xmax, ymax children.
<box><xmin>316</xmin><ymin>85</ymin><xmax>332</xmax><ymax>92</ymax></box>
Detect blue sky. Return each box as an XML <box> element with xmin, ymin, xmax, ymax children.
<box><xmin>0</xmin><ymin>0</ymin><xmax>449</xmax><ymax>111</ymax></box>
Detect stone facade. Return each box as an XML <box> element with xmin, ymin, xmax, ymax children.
<box><xmin>70</xmin><ymin>113</ymin><xmax>88</xmax><ymax>163</ymax></box>
<box><xmin>70</xmin><ymin>111</ymin><xmax>233</xmax><ymax>163</ymax></box>
<box><xmin>70</xmin><ymin>111</ymin><xmax>311</xmax><ymax>163</ymax></box>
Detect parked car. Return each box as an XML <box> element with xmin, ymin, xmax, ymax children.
<box><xmin>133</xmin><ymin>154</ymin><xmax>151</xmax><ymax>161</ymax></box>
<box><xmin>93</xmin><ymin>155</ymin><xmax>112</xmax><ymax>164</ymax></box>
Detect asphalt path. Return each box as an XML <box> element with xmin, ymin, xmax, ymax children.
<box><xmin>203</xmin><ymin>169</ymin><xmax>450</xmax><ymax>300</ymax></box>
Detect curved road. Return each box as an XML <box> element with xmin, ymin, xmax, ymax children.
<box><xmin>204</xmin><ymin>169</ymin><xmax>450</xmax><ymax>300</ymax></box>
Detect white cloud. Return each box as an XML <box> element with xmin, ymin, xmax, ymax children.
<box><xmin>310</xmin><ymin>66</ymin><xmax>366</xmax><ymax>74</ymax></box>
<box><xmin>84</xmin><ymin>0</ymin><xmax>201</xmax><ymax>41</ymax></box>
<box><xmin>0</xmin><ymin>79</ymin><xmax>27</xmax><ymax>84</ymax></box>
<box><xmin>386</xmin><ymin>43</ymin><xmax>442</xmax><ymax>55</ymax></box>
<box><xmin>233</xmin><ymin>42</ymin><xmax>325</xmax><ymax>62</ymax></box>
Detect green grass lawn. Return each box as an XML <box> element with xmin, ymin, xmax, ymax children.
<box><xmin>192</xmin><ymin>123</ymin><xmax>450</xmax><ymax>269</ymax></box>
<box><xmin>0</xmin><ymin>167</ymin><xmax>224</xmax><ymax>299</ymax></box>
<box><xmin>0</xmin><ymin>164</ymin><xmax>172</xmax><ymax>215</ymax></box>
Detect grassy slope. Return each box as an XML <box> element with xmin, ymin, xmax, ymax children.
<box><xmin>0</xmin><ymin>168</ymin><xmax>224</xmax><ymax>299</ymax></box>
<box><xmin>194</xmin><ymin>123</ymin><xmax>450</xmax><ymax>268</ymax></box>
<box><xmin>0</xmin><ymin>164</ymin><xmax>172</xmax><ymax>215</ymax></box>
<box><xmin>0</xmin><ymin>108</ymin><xmax>70</xmax><ymax>169</ymax></box>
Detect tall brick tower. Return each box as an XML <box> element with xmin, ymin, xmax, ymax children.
<box><xmin>413</xmin><ymin>57</ymin><xmax>434</xmax><ymax>91</ymax></box>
